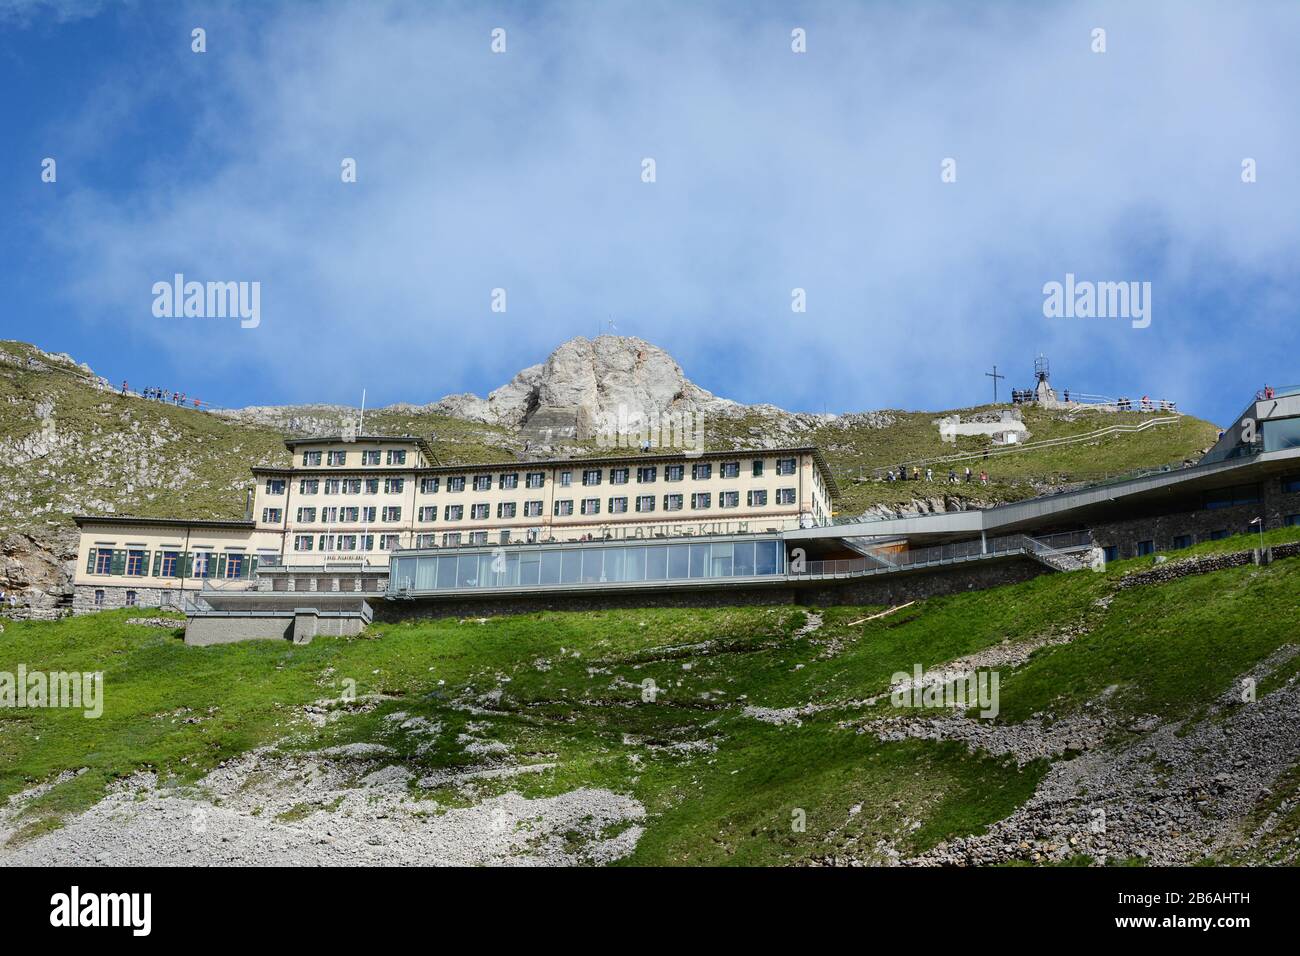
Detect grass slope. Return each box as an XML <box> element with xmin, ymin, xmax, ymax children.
<box><xmin>4</xmin><ymin>526</ymin><xmax>1298</xmax><ymax>864</ymax></box>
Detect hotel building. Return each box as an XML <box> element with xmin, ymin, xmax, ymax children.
<box><xmin>72</xmin><ymin>436</ymin><xmax>838</xmax><ymax>611</ymax></box>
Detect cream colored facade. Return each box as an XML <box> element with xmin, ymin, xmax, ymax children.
<box><xmin>251</xmin><ymin>438</ymin><xmax>836</xmax><ymax>564</ymax></box>
<box><xmin>72</xmin><ymin>437</ymin><xmax>837</xmax><ymax>609</ymax></box>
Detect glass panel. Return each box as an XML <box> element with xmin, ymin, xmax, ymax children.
<box><xmin>519</xmin><ymin>552</ymin><xmax>541</xmax><ymax>586</ymax></box>
<box><xmin>456</xmin><ymin>554</ymin><xmax>478</xmax><ymax>588</ymax></box>
<box><xmin>540</xmin><ymin>551</ymin><xmax>562</xmax><ymax>585</ymax></box>
<box><xmin>581</xmin><ymin>549</ymin><xmax>604</xmax><ymax>583</ymax></box>
<box><xmin>436</xmin><ymin>556</ymin><xmax>457</xmax><ymax>589</ymax></box>
<box><xmin>478</xmin><ymin>554</ymin><xmax>495</xmax><ymax>588</ymax></box>
<box><xmin>503</xmin><ymin>553</ymin><xmax>520</xmax><ymax>587</ymax></box>
<box><xmin>733</xmin><ymin>541</ymin><xmax>756</xmax><ymax>577</ymax></box>
<box><xmin>561</xmin><ymin>550</ymin><xmax>582</xmax><ymax>584</ymax></box>
<box><xmin>625</xmin><ymin>546</ymin><xmax>646</xmax><ymax>581</ymax></box>
<box><xmin>604</xmin><ymin>548</ymin><xmax>625</xmax><ymax>582</ymax></box>
<box><xmin>710</xmin><ymin>542</ymin><xmax>733</xmax><ymax>577</ymax></box>
<box><xmin>392</xmin><ymin>557</ymin><xmax>415</xmax><ymax>589</ymax></box>
<box><xmin>689</xmin><ymin>544</ymin><xmax>709</xmax><ymax>578</ymax></box>
<box><xmin>667</xmin><ymin>545</ymin><xmax>690</xmax><ymax>579</ymax></box>
<box><xmin>1264</xmin><ymin>416</ymin><xmax>1300</xmax><ymax>452</ymax></box>
<box><xmin>756</xmin><ymin>540</ymin><xmax>779</xmax><ymax>575</ymax></box>
<box><xmin>415</xmin><ymin>557</ymin><xmax>436</xmax><ymax>590</ymax></box>
<box><xmin>645</xmin><ymin>546</ymin><xmax>668</xmax><ymax>580</ymax></box>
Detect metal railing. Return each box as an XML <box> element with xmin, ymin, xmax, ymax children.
<box><xmin>790</xmin><ymin>531</ymin><xmax>1092</xmax><ymax>579</ymax></box>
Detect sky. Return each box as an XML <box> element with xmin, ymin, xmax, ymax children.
<box><xmin>2</xmin><ymin>0</ymin><xmax>1298</xmax><ymax>426</ymax></box>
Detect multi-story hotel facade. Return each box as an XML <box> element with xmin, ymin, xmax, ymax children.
<box><xmin>72</xmin><ymin>436</ymin><xmax>839</xmax><ymax>611</ymax></box>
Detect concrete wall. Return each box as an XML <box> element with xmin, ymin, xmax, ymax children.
<box><xmin>184</xmin><ymin>615</ymin><xmax>292</xmax><ymax>645</ymax></box>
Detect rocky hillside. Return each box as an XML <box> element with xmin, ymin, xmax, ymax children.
<box><xmin>0</xmin><ymin>336</ymin><xmax>1220</xmax><ymax>617</ymax></box>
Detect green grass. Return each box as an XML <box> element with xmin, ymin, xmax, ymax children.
<box><xmin>4</xmin><ymin>526</ymin><xmax>1299</xmax><ymax>864</ymax></box>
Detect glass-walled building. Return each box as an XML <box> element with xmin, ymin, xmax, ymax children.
<box><xmin>389</xmin><ymin>533</ymin><xmax>787</xmax><ymax>595</ymax></box>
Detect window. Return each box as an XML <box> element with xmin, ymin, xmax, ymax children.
<box><xmin>1207</xmin><ymin>529</ymin><xmax>1230</xmax><ymax>541</ymax></box>
<box><xmin>776</xmin><ymin>488</ymin><xmax>796</xmax><ymax>505</ymax></box>
<box><xmin>473</xmin><ymin>475</ymin><xmax>492</xmax><ymax>492</ymax></box>
<box><xmin>747</xmin><ymin>489</ymin><xmax>768</xmax><ymax>507</ymax></box>
<box><xmin>362</xmin><ymin>450</ymin><xmax>381</xmax><ymax>466</ymax></box>
<box><xmin>294</xmin><ymin>535</ymin><xmax>314</xmax><ymax>551</ymax></box>
<box><xmin>361</xmin><ymin>534</ymin><xmax>374</xmax><ymax>550</ymax></box>
<box><xmin>609</xmin><ymin>496</ymin><xmax>628</xmax><ymax>514</ymax></box>
<box><xmin>611</xmin><ymin>467</ymin><xmax>629</xmax><ymax>484</ymax></box>
<box><xmin>1280</xmin><ymin>473</ymin><xmax>1300</xmax><ymax>494</ymax></box>
<box><xmin>524</xmin><ymin>500</ymin><xmax>544</xmax><ymax>517</ymax></box>
<box><xmin>720</xmin><ymin>461</ymin><xmax>740</xmax><ymax>478</ymax></box>
<box><xmin>1204</xmin><ymin>484</ymin><xmax>1260</xmax><ymax>510</ymax></box>
<box><xmin>636</xmin><ymin>495</ymin><xmax>655</xmax><ymax>513</ymax></box>
<box><xmin>692</xmin><ymin>462</ymin><xmax>712</xmax><ymax>480</ymax></box>
<box><xmin>264</xmin><ymin>479</ymin><xmax>285</xmax><ymax>495</ymax></box>
<box><xmin>416</xmin><ymin>534</ymin><xmax>437</xmax><ymax>548</ymax></box>
<box><xmin>751</xmin><ymin>459</ymin><xmax>764</xmax><ymax>477</ymax></box>
<box><xmin>193</xmin><ymin>552</ymin><xmax>213</xmax><ymax>578</ymax></box>
<box><xmin>92</xmin><ymin>548</ymin><xmax>113</xmax><ymax>575</ymax></box>
<box><xmin>365</xmin><ymin>478</ymin><xmax>379</xmax><ymax>494</ymax></box>
<box><xmin>1136</xmin><ymin>540</ymin><xmax>1155</xmax><ymax>557</ymax></box>
<box><xmin>94</xmin><ymin>589</ymin><xmax>104</xmax><ymax>606</ymax></box>
<box><xmin>382</xmin><ymin>506</ymin><xmax>402</xmax><ymax>522</ymax></box>
<box><xmin>324</xmin><ymin>479</ymin><xmax>341</xmax><ymax>495</ymax></box>
<box><xmin>581</xmin><ymin>498</ymin><xmax>600</xmax><ymax>515</ymax></box>
<box><xmin>361</xmin><ymin>506</ymin><xmax>376</xmax><ymax>522</ymax></box>
<box><xmin>125</xmin><ymin>549</ymin><xmax>146</xmax><ymax>576</ymax></box>
<box><xmin>664</xmin><ymin>494</ymin><xmax>684</xmax><ymax>511</ymax></box>
<box><xmin>299</xmin><ymin>479</ymin><xmax>319</xmax><ymax>495</ymax></box>
<box><xmin>445</xmin><ymin>505</ymin><xmax>463</xmax><ymax>521</ymax></box>
<box><xmin>582</xmin><ymin>469</ymin><xmax>603</xmax><ymax>486</ymax></box>
<box><xmin>321</xmin><ymin>507</ymin><xmax>338</xmax><ymax>523</ymax></box>
<box><xmin>499</xmin><ymin>473</ymin><xmax>519</xmax><ymax>489</ymax></box>
<box><xmin>160</xmin><ymin>551</ymin><xmax>180</xmax><ymax>577</ymax></box>
<box><xmin>559</xmin><ymin>471</ymin><xmax>573</xmax><ymax>487</ymax></box>
<box><xmin>386</xmin><ymin>450</ymin><xmax>407</xmax><ymax>465</ymax></box>
<box><xmin>384</xmin><ymin>478</ymin><xmax>405</xmax><ymax>494</ymax></box>
<box><xmin>442</xmin><ymin>532</ymin><xmax>462</xmax><ymax>546</ymax></box>
<box><xmin>341</xmin><ymin>507</ymin><xmax>359</xmax><ymax>522</ymax></box>
<box><xmin>125</xmin><ymin>590</ymin><xmax>137</xmax><ymax>607</ymax></box>
<box><xmin>343</xmin><ymin>479</ymin><xmax>362</xmax><ymax>494</ymax></box>
<box><xmin>447</xmin><ymin>476</ymin><xmax>466</xmax><ymax>492</ymax></box>
<box><xmin>468</xmin><ymin>531</ymin><xmax>488</xmax><ymax>545</ymax></box>
<box><xmin>1173</xmin><ymin>534</ymin><xmax>1193</xmax><ymax>549</ymax></box>
<box><xmin>690</xmin><ymin>493</ymin><xmax>711</xmax><ymax>510</ymax></box>
<box><xmin>637</xmin><ymin>466</ymin><xmax>657</xmax><ymax>483</ymax></box>
<box><xmin>419</xmin><ymin>506</ymin><xmax>437</xmax><ymax>521</ymax></box>
<box><xmin>471</xmin><ymin>503</ymin><xmax>490</xmax><ymax>520</ymax></box>
<box><xmin>327</xmin><ymin>450</ymin><xmax>347</xmax><ymax>466</ymax></box>
<box><xmin>420</xmin><ymin>477</ymin><xmax>440</xmax><ymax>494</ymax></box>
<box><xmin>526</xmin><ymin>472</ymin><xmax>545</xmax><ymax>489</ymax></box>
<box><xmin>777</xmin><ymin>457</ymin><xmax>797</xmax><ymax>476</ymax></box>
<box><xmin>1288</xmin><ymin>514</ymin><xmax>1300</xmax><ymax>527</ymax></box>
<box><xmin>554</xmin><ymin>499</ymin><xmax>574</xmax><ymax>517</ymax></box>
<box><xmin>720</xmin><ymin>491</ymin><xmax>739</xmax><ymax>508</ymax></box>
<box><xmin>225</xmin><ymin>553</ymin><xmax>245</xmax><ymax>578</ymax></box>
<box><xmin>379</xmin><ymin>534</ymin><xmax>402</xmax><ymax>550</ymax></box>
<box><xmin>302</xmin><ymin>451</ymin><xmax>322</xmax><ymax>466</ymax></box>
<box><xmin>296</xmin><ymin>507</ymin><xmax>317</xmax><ymax>523</ymax></box>
<box><xmin>1103</xmin><ymin>545</ymin><xmax>1118</xmax><ymax>562</ymax></box>
<box><xmin>498</xmin><ymin>502</ymin><xmax>517</xmax><ymax>519</ymax></box>
<box><xmin>666</xmin><ymin>465</ymin><xmax>684</xmax><ymax>482</ymax></box>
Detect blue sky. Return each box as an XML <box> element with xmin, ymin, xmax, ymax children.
<box><xmin>2</xmin><ymin>0</ymin><xmax>1298</xmax><ymax>426</ymax></box>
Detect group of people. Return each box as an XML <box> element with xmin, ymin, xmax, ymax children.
<box><xmin>122</xmin><ymin>381</ymin><xmax>206</xmax><ymax>409</ymax></box>
<box><xmin>1114</xmin><ymin>395</ymin><xmax>1176</xmax><ymax>412</ymax></box>
<box><xmin>888</xmin><ymin>464</ymin><xmax>989</xmax><ymax>486</ymax></box>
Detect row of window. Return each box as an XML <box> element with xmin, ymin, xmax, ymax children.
<box><xmin>86</xmin><ymin>548</ymin><xmax>253</xmax><ymax>579</ymax></box>
<box><xmin>300</xmin><ymin>449</ymin><xmax>408</xmax><ymax>467</ymax></box>
<box><xmin>293</xmin><ymin>534</ymin><xmax>403</xmax><ymax>552</ymax></box>
<box><xmin>281</xmin><ymin>489</ymin><xmax>796</xmax><ymax>525</ymax></box>
<box><xmin>265</xmin><ymin>458</ymin><xmax>801</xmax><ymax>497</ymax></box>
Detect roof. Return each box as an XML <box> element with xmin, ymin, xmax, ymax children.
<box><xmin>261</xmin><ymin>445</ymin><xmax>839</xmax><ymax>497</ymax></box>
<box><xmin>73</xmin><ymin>515</ymin><xmax>255</xmax><ymax>530</ymax></box>
<box><xmin>282</xmin><ymin>434</ymin><xmax>437</xmax><ymax>463</ymax></box>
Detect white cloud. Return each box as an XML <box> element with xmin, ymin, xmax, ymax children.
<box><xmin>43</xmin><ymin>0</ymin><xmax>1300</xmax><ymax>417</ymax></box>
